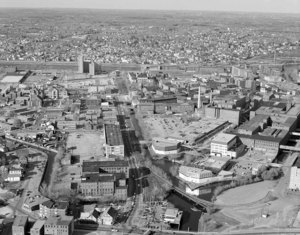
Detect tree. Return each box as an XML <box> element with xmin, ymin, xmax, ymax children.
<box><xmin>170</xmin><ymin>165</ymin><xmax>179</xmax><ymax>177</ymax></box>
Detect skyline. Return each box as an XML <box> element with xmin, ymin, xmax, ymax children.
<box><xmin>0</xmin><ymin>0</ymin><xmax>300</xmax><ymax>14</ymax></box>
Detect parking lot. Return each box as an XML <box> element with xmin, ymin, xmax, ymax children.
<box><xmin>66</xmin><ymin>132</ymin><xmax>105</xmax><ymax>162</ymax></box>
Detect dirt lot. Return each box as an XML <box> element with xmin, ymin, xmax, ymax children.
<box><xmin>66</xmin><ymin>132</ymin><xmax>105</xmax><ymax>162</ymax></box>
<box><xmin>214</xmin><ymin>167</ymin><xmax>300</xmax><ymax>230</ymax></box>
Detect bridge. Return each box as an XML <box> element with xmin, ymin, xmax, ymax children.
<box><xmin>5</xmin><ymin>135</ymin><xmax>58</xmax><ymax>154</ymax></box>
<box><xmin>280</xmin><ymin>145</ymin><xmax>300</xmax><ymax>152</ymax></box>
<box><xmin>150</xmin><ymin>169</ymin><xmax>212</xmax><ymax>208</ymax></box>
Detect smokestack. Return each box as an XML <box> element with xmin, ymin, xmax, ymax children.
<box><xmin>198</xmin><ymin>86</ymin><xmax>201</xmax><ymax>109</ymax></box>
<box><xmin>210</xmin><ymin>90</ymin><xmax>213</xmax><ymax>104</ymax></box>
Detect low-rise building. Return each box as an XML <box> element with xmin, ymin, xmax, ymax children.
<box><xmin>164</xmin><ymin>208</ymin><xmax>183</xmax><ymax>225</ymax></box>
<box><xmin>179</xmin><ymin>166</ymin><xmax>213</xmax><ymax>184</ymax></box>
<box><xmin>151</xmin><ymin>137</ymin><xmax>180</xmax><ymax>155</ymax></box>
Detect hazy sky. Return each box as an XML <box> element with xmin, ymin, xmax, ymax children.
<box><xmin>0</xmin><ymin>0</ymin><xmax>299</xmax><ymax>13</ymax></box>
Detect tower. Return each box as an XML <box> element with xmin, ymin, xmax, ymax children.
<box><xmin>197</xmin><ymin>86</ymin><xmax>201</xmax><ymax>109</ymax></box>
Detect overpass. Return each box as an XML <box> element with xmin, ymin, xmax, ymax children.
<box><xmin>291</xmin><ymin>132</ymin><xmax>300</xmax><ymax>136</ymax></box>
<box><xmin>150</xmin><ymin>169</ymin><xmax>212</xmax><ymax>208</ymax></box>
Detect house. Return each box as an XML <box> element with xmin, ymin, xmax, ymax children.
<box><xmin>6</xmin><ymin>165</ymin><xmax>23</xmax><ymax>182</ymax></box>
<box><xmin>99</xmin><ymin>207</ymin><xmax>118</xmax><ymax>225</ymax></box>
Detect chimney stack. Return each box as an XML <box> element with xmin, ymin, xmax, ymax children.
<box><xmin>198</xmin><ymin>86</ymin><xmax>201</xmax><ymax>109</ymax></box>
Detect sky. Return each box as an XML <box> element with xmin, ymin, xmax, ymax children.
<box><xmin>0</xmin><ymin>0</ymin><xmax>299</xmax><ymax>14</ymax></box>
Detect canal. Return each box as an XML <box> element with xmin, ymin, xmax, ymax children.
<box><xmin>42</xmin><ymin>151</ymin><xmax>56</xmax><ymax>186</ymax></box>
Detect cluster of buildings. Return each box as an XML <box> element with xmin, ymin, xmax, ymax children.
<box><xmin>1</xmin><ymin>10</ymin><xmax>299</xmax><ymax>66</ymax></box>
<box><xmin>80</xmin><ymin>160</ymin><xmax>129</xmax><ymax>199</ymax></box>
<box><xmin>12</xmin><ymin>214</ymin><xmax>74</xmax><ymax>235</ymax></box>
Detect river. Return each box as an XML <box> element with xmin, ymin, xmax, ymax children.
<box><xmin>166</xmin><ymin>191</ymin><xmax>202</xmax><ymax>231</ymax></box>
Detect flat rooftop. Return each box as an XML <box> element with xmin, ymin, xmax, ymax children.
<box><xmin>104</xmin><ymin>124</ymin><xmax>123</xmax><ymax>146</ymax></box>
<box><xmin>179</xmin><ymin>166</ymin><xmax>212</xmax><ymax>176</ymax></box>
<box><xmin>212</xmin><ymin>133</ymin><xmax>236</xmax><ymax>145</ymax></box>
<box><xmin>1</xmin><ymin>75</ymin><xmax>24</xmax><ymax>83</ymax></box>
<box><xmin>82</xmin><ymin>160</ymin><xmax>129</xmax><ymax>173</ymax></box>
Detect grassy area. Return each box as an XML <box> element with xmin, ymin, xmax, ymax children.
<box><xmin>215</xmin><ymin>181</ymin><xmax>277</xmax><ymax>206</ymax></box>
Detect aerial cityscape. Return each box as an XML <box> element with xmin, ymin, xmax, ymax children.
<box><xmin>0</xmin><ymin>1</ymin><xmax>300</xmax><ymax>235</ymax></box>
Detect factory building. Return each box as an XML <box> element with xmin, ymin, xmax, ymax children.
<box><xmin>104</xmin><ymin>124</ymin><xmax>124</xmax><ymax>158</ymax></box>
<box><xmin>210</xmin><ymin>133</ymin><xmax>238</xmax><ymax>158</ymax></box>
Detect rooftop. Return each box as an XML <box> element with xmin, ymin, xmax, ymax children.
<box><xmin>211</xmin><ymin>133</ymin><xmax>236</xmax><ymax>145</ymax></box>
<box><xmin>45</xmin><ymin>216</ymin><xmax>73</xmax><ymax>226</ymax></box>
<box><xmin>238</xmin><ymin>114</ymin><xmax>269</xmax><ymax>132</ymax></box>
<box><xmin>1</xmin><ymin>75</ymin><xmax>24</xmax><ymax>83</ymax></box>
<box><xmin>104</xmin><ymin>124</ymin><xmax>123</xmax><ymax>146</ymax></box>
<box><xmin>81</xmin><ymin>173</ymin><xmax>115</xmax><ymax>183</ymax></box>
<box><xmin>30</xmin><ymin>220</ymin><xmax>45</xmax><ymax>231</ymax></box>
<box><xmin>82</xmin><ymin>160</ymin><xmax>129</xmax><ymax>173</ymax></box>
<box><xmin>13</xmin><ymin>215</ymin><xmax>28</xmax><ymax>227</ymax></box>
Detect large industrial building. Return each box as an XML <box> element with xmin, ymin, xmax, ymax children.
<box><xmin>104</xmin><ymin>124</ymin><xmax>125</xmax><ymax>158</ymax></box>
<box><xmin>233</xmin><ymin>100</ymin><xmax>300</xmax><ymax>152</ymax></box>
<box><xmin>80</xmin><ymin>160</ymin><xmax>129</xmax><ymax>199</ymax></box>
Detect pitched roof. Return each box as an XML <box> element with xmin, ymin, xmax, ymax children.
<box><xmin>107</xmin><ymin>207</ymin><xmax>118</xmax><ymax>219</ymax></box>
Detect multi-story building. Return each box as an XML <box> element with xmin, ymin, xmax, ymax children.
<box><xmin>82</xmin><ymin>160</ymin><xmax>129</xmax><ymax>178</ymax></box>
<box><xmin>81</xmin><ymin>174</ymin><xmax>115</xmax><ymax>197</ymax></box>
<box><xmin>12</xmin><ymin>215</ymin><xmax>28</xmax><ymax>235</ymax></box>
<box><xmin>104</xmin><ymin>124</ymin><xmax>124</xmax><ymax>157</ymax></box>
<box><xmin>80</xmin><ymin>173</ymin><xmax>127</xmax><ymax>199</ymax></box>
<box><xmin>210</xmin><ymin>133</ymin><xmax>238</xmax><ymax>158</ymax></box>
<box><xmin>44</xmin><ymin>216</ymin><xmax>74</xmax><ymax>235</ymax></box>
<box><xmin>39</xmin><ymin>200</ymin><xmax>68</xmax><ymax>218</ymax></box>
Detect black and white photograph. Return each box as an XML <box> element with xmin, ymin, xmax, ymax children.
<box><xmin>0</xmin><ymin>0</ymin><xmax>299</xmax><ymax>234</ymax></box>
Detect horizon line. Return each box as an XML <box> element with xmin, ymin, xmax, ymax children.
<box><xmin>0</xmin><ymin>6</ymin><xmax>299</xmax><ymax>15</ymax></box>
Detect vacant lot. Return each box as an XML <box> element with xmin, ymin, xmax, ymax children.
<box><xmin>66</xmin><ymin>132</ymin><xmax>105</xmax><ymax>162</ymax></box>
<box><xmin>216</xmin><ymin>181</ymin><xmax>277</xmax><ymax>206</ymax></box>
